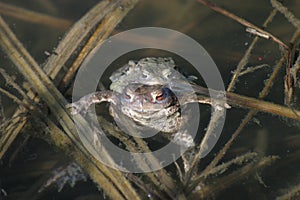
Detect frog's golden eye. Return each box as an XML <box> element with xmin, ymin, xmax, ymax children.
<box><xmin>156</xmin><ymin>91</ymin><xmax>165</xmax><ymax>101</ymax></box>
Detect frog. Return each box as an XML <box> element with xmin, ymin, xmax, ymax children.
<box><xmin>66</xmin><ymin>57</ymin><xmax>216</xmax><ymax>148</ymax></box>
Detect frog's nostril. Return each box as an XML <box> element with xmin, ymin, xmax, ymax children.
<box><xmin>125</xmin><ymin>94</ymin><xmax>130</xmax><ymax>98</ymax></box>
<box><xmin>124</xmin><ymin>93</ymin><xmax>132</xmax><ymax>101</ymax></box>
<box><xmin>141</xmin><ymin>73</ymin><xmax>148</xmax><ymax>79</ymax></box>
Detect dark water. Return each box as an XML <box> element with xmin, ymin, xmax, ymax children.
<box><xmin>0</xmin><ymin>0</ymin><xmax>300</xmax><ymax>199</ymax></box>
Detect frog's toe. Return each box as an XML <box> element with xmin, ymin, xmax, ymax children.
<box><xmin>66</xmin><ymin>103</ymin><xmax>82</xmax><ymax>115</ymax></box>
<box><xmin>172</xmin><ymin>131</ymin><xmax>195</xmax><ymax>149</ymax></box>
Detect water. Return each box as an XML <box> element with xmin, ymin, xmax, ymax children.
<box><xmin>0</xmin><ymin>0</ymin><xmax>300</xmax><ymax>199</ymax></box>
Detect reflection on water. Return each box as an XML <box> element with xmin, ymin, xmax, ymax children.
<box><xmin>0</xmin><ymin>0</ymin><xmax>300</xmax><ymax>199</ymax></box>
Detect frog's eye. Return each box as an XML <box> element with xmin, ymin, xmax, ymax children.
<box><xmin>156</xmin><ymin>88</ymin><xmax>170</xmax><ymax>102</ymax></box>
<box><xmin>156</xmin><ymin>92</ymin><xmax>165</xmax><ymax>101</ymax></box>
<box><xmin>155</xmin><ymin>88</ymin><xmax>172</xmax><ymax>103</ymax></box>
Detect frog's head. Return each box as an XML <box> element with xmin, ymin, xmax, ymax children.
<box><xmin>119</xmin><ymin>83</ymin><xmax>179</xmax><ymax>119</ymax></box>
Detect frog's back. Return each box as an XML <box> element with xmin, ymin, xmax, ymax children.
<box><xmin>109</xmin><ymin>57</ymin><xmax>186</xmax><ymax>93</ymax></box>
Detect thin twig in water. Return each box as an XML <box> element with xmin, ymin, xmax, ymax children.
<box><xmin>187</xmin><ymin>152</ymin><xmax>258</xmax><ymax>192</ymax></box>
<box><xmin>270</xmin><ymin>0</ymin><xmax>300</xmax><ymax>28</ymax></box>
<box><xmin>196</xmin><ymin>0</ymin><xmax>289</xmax><ymax>50</ymax></box>
<box><xmin>270</xmin><ymin>0</ymin><xmax>300</xmax><ymax>104</ymax></box>
<box><xmin>190</xmin><ymin>156</ymin><xmax>279</xmax><ymax>199</ymax></box>
<box><xmin>276</xmin><ymin>181</ymin><xmax>300</xmax><ymax>200</ymax></box>
<box><xmin>238</xmin><ymin>64</ymin><xmax>270</xmax><ymax>76</ymax></box>
<box><xmin>246</xmin><ymin>27</ymin><xmax>270</xmax><ymax>39</ymax></box>
<box><xmin>227</xmin><ymin>8</ymin><xmax>278</xmax><ymax>91</ymax></box>
<box><xmin>0</xmin><ymin>68</ymin><xmax>36</xmax><ymax>109</ymax></box>
<box><xmin>0</xmin><ymin>87</ymin><xmax>29</xmax><ymax>110</ymax></box>
<box><xmin>184</xmin><ymin>100</ymin><xmax>226</xmax><ymax>184</ymax></box>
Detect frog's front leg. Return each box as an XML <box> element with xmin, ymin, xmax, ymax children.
<box><xmin>66</xmin><ymin>91</ymin><xmax>117</xmax><ymax>115</ymax></box>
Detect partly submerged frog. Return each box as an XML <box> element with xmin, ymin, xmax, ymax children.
<box><xmin>67</xmin><ymin>57</ymin><xmax>216</xmax><ymax>148</ymax></box>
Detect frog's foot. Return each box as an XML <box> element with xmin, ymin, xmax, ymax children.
<box><xmin>172</xmin><ymin>130</ymin><xmax>195</xmax><ymax>149</ymax></box>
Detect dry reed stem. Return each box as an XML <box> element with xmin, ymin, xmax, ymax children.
<box><xmin>276</xmin><ymin>182</ymin><xmax>300</xmax><ymax>200</ymax></box>
<box><xmin>43</xmin><ymin>0</ymin><xmax>114</xmax><ymax>79</ymax></box>
<box><xmin>0</xmin><ymin>109</ymin><xmax>27</xmax><ymax>159</ymax></box>
<box><xmin>59</xmin><ymin>0</ymin><xmax>139</xmax><ymax>91</ymax></box>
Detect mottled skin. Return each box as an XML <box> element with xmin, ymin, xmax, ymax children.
<box><xmin>115</xmin><ymin>84</ymin><xmax>181</xmax><ymax>132</ymax></box>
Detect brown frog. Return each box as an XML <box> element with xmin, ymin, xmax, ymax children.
<box><xmin>67</xmin><ymin>57</ymin><xmax>214</xmax><ymax>148</ymax></box>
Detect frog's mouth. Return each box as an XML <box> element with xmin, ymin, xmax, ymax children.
<box><xmin>121</xmin><ymin>92</ymin><xmax>179</xmax><ymax>113</ymax></box>
<box><xmin>121</xmin><ymin>99</ymin><xmax>180</xmax><ymax>120</ymax></box>
<box><xmin>122</xmin><ymin>84</ymin><xmax>179</xmax><ymax>108</ymax></box>
<box><xmin>123</xmin><ymin>103</ymin><xmax>182</xmax><ymax>134</ymax></box>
